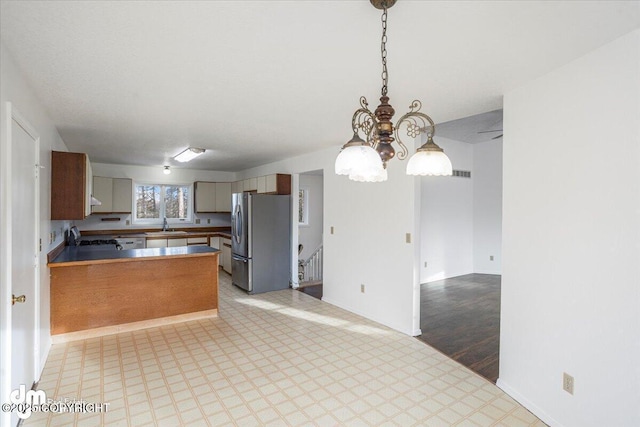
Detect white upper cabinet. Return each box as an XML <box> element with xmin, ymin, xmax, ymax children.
<box><xmin>265</xmin><ymin>174</ymin><xmax>278</xmax><ymax>193</ymax></box>
<box><xmin>215</xmin><ymin>182</ymin><xmax>232</xmax><ymax>212</ymax></box>
<box><xmin>230</xmin><ymin>174</ymin><xmax>291</xmax><ymax>195</ymax></box>
<box><xmin>195</xmin><ymin>181</ymin><xmax>217</xmax><ymax>212</ymax></box>
<box><xmin>243</xmin><ymin>177</ymin><xmax>257</xmax><ymax>192</ymax></box>
<box><xmin>92</xmin><ymin>177</ymin><xmax>132</xmax><ymax>213</ymax></box>
<box><xmin>257</xmin><ymin>176</ymin><xmax>266</xmax><ymax>193</ymax></box>
<box><xmin>85</xmin><ymin>157</ymin><xmax>93</xmax><ymax>217</ymax></box>
<box><xmin>195</xmin><ymin>181</ymin><xmax>232</xmax><ymax>213</ymax></box>
<box><xmin>231</xmin><ymin>181</ymin><xmax>242</xmax><ymax>194</ymax></box>
<box><xmin>112</xmin><ymin>178</ymin><xmax>132</xmax><ymax>212</ymax></box>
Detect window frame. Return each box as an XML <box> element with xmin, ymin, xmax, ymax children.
<box><xmin>298</xmin><ymin>187</ymin><xmax>309</xmax><ymax>226</ymax></box>
<box><xmin>132</xmin><ymin>182</ymin><xmax>194</xmax><ymax>225</ymax></box>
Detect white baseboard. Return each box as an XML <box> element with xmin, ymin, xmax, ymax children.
<box><xmin>496</xmin><ymin>378</ymin><xmax>561</xmax><ymax>427</ymax></box>
<box><xmin>38</xmin><ymin>336</ymin><xmax>51</xmax><ymax>381</ymax></box>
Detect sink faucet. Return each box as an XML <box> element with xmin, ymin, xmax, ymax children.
<box><xmin>162</xmin><ymin>217</ymin><xmax>168</xmax><ymax>231</ymax></box>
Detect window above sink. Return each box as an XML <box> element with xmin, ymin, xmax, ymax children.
<box><xmin>133</xmin><ymin>182</ymin><xmax>194</xmax><ymax>226</ymax></box>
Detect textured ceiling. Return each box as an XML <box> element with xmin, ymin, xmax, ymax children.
<box><xmin>1</xmin><ymin>1</ymin><xmax>638</xmax><ymax>171</ymax></box>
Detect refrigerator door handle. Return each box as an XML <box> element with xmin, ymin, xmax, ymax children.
<box><xmin>232</xmin><ymin>255</ymin><xmax>247</xmax><ymax>263</ymax></box>
<box><xmin>233</xmin><ymin>204</ymin><xmax>242</xmax><ymax>244</ymax></box>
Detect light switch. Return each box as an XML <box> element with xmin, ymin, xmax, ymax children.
<box><xmin>406</xmin><ymin>233</ymin><xmax>411</xmax><ymax>243</ymax></box>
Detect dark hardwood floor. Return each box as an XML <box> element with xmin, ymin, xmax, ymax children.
<box><xmin>417</xmin><ymin>274</ymin><xmax>501</xmax><ymax>383</ymax></box>
<box><xmin>297</xmin><ymin>277</ymin><xmax>500</xmax><ymax>382</ymax></box>
<box><xmin>297</xmin><ymin>284</ymin><xmax>322</xmax><ymax>299</ymax></box>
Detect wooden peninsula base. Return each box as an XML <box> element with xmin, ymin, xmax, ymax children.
<box><xmin>49</xmin><ymin>248</ymin><xmax>219</xmax><ymax>335</ymax></box>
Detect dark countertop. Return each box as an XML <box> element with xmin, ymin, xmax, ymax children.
<box><xmin>49</xmin><ymin>245</ymin><xmax>220</xmax><ymax>267</ymax></box>
<box><xmin>78</xmin><ymin>228</ymin><xmax>232</xmax><ymax>239</ymax></box>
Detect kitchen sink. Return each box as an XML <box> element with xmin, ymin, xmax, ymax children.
<box><xmin>145</xmin><ymin>231</ymin><xmax>188</xmax><ymax>237</ymax></box>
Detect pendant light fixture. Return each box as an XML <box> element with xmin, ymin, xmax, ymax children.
<box><xmin>335</xmin><ymin>0</ymin><xmax>452</xmax><ymax>182</ymax></box>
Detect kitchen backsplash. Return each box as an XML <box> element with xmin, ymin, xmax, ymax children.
<box><xmin>74</xmin><ymin>212</ymin><xmax>231</xmax><ymax>231</ymax></box>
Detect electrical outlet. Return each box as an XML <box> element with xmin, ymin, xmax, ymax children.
<box><xmin>125</xmin><ymin>220</ymin><xmax>130</xmax><ymax>226</ymax></box>
<box><xmin>195</xmin><ymin>218</ymin><xmax>201</xmax><ymax>224</ymax></box>
<box><xmin>490</xmin><ymin>255</ymin><xmax>494</xmax><ymax>261</ymax></box>
<box><xmin>207</xmin><ymin>218</ymin><xmax>211</xmax><ymax>224</ymax></box>
<box><xmin>360</xmin><ymin>284</ymin><xmax>365</xmax><ymax>293</ymax></box>
<box><xmin>563</xmin><ymin>372</ymin><xmax>574</xmax><ymax>395</ymax></box>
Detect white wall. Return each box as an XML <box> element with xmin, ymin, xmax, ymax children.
<box><xmin>0</xmin><ymin>43</ymin><xmax>70</xmax><ymax>386</ymax></box>
<box><xmin>499</xmin><ymin>30</ymin><xmax>640</xmax><ymax>427</ymax></box>
<box><xmin>419</xmin><ymin>136</ymin><xmax>503</xmax><ymax>283</ymax></box>
<box><xmin>74</xmin><ymin>163</ymin><xmax>234</xmax><ymax>231</ymax></box>
<box><xmin>298</xmin><ymin>173</ymin><xmax>323</xmax><ymax>261</ymax></box>
<box><xmin>473</xmin><ymin>139</ymin><xmax>503</xmax><ymax>274</ymax></box>
<box><xmin>239</xmin><ymin>144</ymin><xmax>422</xmax><ymax>336</ymax></box>
<box><xmin>420</xmin><ymin>137</ymin><xmax>474</xmax><ymax>282</ymax></box>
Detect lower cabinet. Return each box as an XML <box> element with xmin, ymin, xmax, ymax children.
<box><xmin>187</xmin><ymin>237</ymin><xmax>208</xmax><ymax>246</ymax></box>
<box><xmin>168</xmin><ymin>238</ymin><xmax>188</xmax><ymax>247</ymax></box>
<box><xmin>146</xmin><ymin>238</ymin><xmax>188</xmax><ymax>248</ymax></box>
<box><xmin>209</xmin><ymin>236</ymin><xmax>220</xmax><ymax>250</ymax></box>
<box><xmin>146</xmin><ymin>238</ymin><xmax>166</xmax><ymax>248</ymax></box>
<box><xmin>221</xmin><ymin>238</ymin><xmax>232</xmax><ymax>274</ymax></box>
<box><xmin>147</xmin><ymin>235</ymin><xmax>230</xmax><ymax>272</ymax></box>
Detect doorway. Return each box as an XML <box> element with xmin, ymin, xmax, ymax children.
<box><xmin>296</xmin><ymin>170</ymin><xmax>323</xmax><ymax>299</ymax></box>
<box><xmin>417</xmin><ymin>109</ymin><xmax>503</xmax><ymax>382</ymax></box>
<box><xmin>0</xmin><ymin>104</ymin><xmax>41</xmax><ymax>426</ymax></box>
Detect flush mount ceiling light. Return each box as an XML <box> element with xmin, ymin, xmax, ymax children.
<box><xmin>163</xmin><ymin>166</ymin><xmax>171</xmax><ymax>175</ymax></box>
<box><xmin>174</xmin><ymin>147</ymin><xmax>205</xmax><ymax>163</ymax></box>
<box><xmin>335</xmin><ymin>0</ymin><xmax>453</xmax><ymax>182</ymax></box>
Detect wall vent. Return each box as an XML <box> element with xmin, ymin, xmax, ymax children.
<box><xmin>452</xmin><ymin>170</ymin><xmax>471</xmax><ymax>178</ymax></box>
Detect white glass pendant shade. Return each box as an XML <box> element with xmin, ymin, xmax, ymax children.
<box><xmin>349</xmin><ymin>163</ymin><xmax>387</xmax><ymax>182</ymax></box>
<box><xmin>335</xmin><ymin>143</ymin><xmax>386</xmax><ymax>182</ymax></box>
<box><xmin>335</xmin><ymin>145</ymin><xmax>363</xmax><ymax>175</ymax></box>
<box><xmin>406</xmin><ymin>150</ymin><xmax>453</xmax><ymax>176</ymax></box>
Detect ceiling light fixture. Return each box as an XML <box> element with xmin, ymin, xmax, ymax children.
<box><xmin>163</xmin><ymin>166</ymin><xmax>171</xmax><ymax>175</ymax></box>
<box><xmin>335</xmin><ymin>0</ymin><xmax>453</xmax><ymax>182</ymax></box>
<box><xmin>174</xmin><ymin>147</ymin><xmax>205</xmax><ymax>163</ymax></box>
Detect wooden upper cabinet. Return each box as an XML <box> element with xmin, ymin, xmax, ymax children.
<box><xmin>195</xmin><ymin>181</ymin><xmax>232</xmax><ymax>213</ymax></box>
<box><xmin>92</xmin><ymin>177</ymin><xmax>132</xmax><ymax>214</ymax></box>
<box><xmin>51</xmin><ymin>151</ymin><xmax>93</xmax><ymax>220</ymax></box>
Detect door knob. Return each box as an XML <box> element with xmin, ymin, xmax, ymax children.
<box><xmin>12</xmin><ymin>294</ymin><xmax>26</xmax><ymax>305</ymax></box>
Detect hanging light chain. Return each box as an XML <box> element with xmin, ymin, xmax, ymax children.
<box><xmin>380</xmin><ymin>7</ymin><xmax>388</xmax><ymax>96</ymax></box>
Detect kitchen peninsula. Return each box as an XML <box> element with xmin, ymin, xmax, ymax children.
<box><xmin>48</xmin><ymin>244</ymin><xmax>220</xmax><ymax>340</ymax></box>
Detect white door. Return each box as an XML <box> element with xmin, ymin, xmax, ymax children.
<box><xmin>0</xmin><ymin>104</ymin><xmax>40</xmax><ymax>426</ymax></box>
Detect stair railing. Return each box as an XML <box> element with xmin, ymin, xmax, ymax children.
<box><xmin>298</xmin><ymin>244</ymin><xmax>323</xmax><ymax>284</ymax></box>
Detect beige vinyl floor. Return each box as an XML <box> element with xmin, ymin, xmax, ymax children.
<box><xmin>27</xmin><ymin>273</ymin><xmax>545</xmax><ymax>426</ymax></box>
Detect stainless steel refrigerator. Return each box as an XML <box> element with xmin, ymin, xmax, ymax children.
<box><xmin>231</xmin><ymin>193</ymin><xmax>291</xmax><ymax>294</ymax></box>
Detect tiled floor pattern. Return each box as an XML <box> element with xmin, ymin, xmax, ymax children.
<box><xmin>28</xmin><ymin>273</ymin><xmax>545</xmax><ymax>426</ymax></box>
